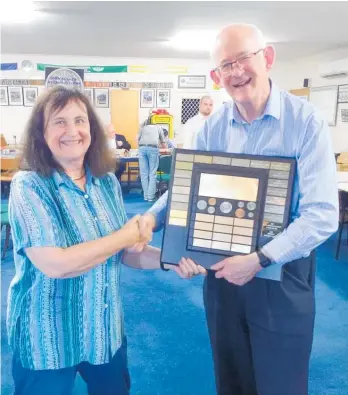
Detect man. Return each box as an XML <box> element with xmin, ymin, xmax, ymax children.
<box><xmin>138</xmin><ymin>24</ymin><xmax>338</xmax><ymax>395</ymax></box>
<box><xmin>105</xmin><ymin>124</ymin><xmax>132</xmax><ymax>180</ymax></box>
<box><xmin>138</xmin><ymin>117</ymin><xmax>167</xmax><ymax>201</ymax></box>
<box><xmin>182</xmin><ymin>96</ymin><xmax>213</xmax><ymax>149</ymax></box>
<box><xmin>116</xmin><ymin>133</ymin><xmax>131</xmax><ymax>151</ymax></box>
<box><xmin>105</xmin><ymin>124</ymin><xmax>131</xmax><ymax>151</ymax></box>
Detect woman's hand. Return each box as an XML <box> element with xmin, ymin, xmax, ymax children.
<box><xmin>164</xmin><ymin>257</ymin><xmax>207</xmax><ymax>279</ymax></box>
<box><xmin>120</xmin><ymin>215</ymin><xmax>152</xmax><ymax>248</ymax></box>
<box><xmin>127</xmin><ymin>213</ymin><xmax>156</xmax><ymax>252</ymax></box>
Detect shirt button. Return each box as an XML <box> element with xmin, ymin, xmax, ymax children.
<box><xmin>105</xmin><ymin>283</ymin><xmax>109</xmax><ymax>287</ymax></box>
<box><xmin>94</xmin><ymin>217</ymin><xmax>98</xmax><ymax>221</ymax></box>
<box><xmin>84</xmin><ymin>194</ymin><xmax>89</xmax><ymax>199</ymax></box>
<box><xmin>104</xmin><ymin>304</ymin><xmax>108</xmax><ymax>308</ymax></box>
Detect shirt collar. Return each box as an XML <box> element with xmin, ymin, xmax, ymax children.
<box><xmin>231</xmin><ymin>79</ymin><xmax>281</xmax><ymax>124</ymax></box>
<box><xmin>197</xmin><ymin>112</ymin><xmax>207</xmax><ymax>120</ymax></box>
<box><xmin>52</xmin><ymin>165</ymin><xmax>100</xmax><ymax>188</ymax></box>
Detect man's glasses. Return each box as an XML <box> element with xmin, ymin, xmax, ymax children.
<box><xmin>213</xmin><ymin>48</ymin><xmax>265</xmax><ymax>77</ymax></box>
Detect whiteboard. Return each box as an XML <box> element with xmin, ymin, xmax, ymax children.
<box><xmin>309</xmin><ymin>85</ymin><xmax>338</xmax><ymax>126</ymax></box>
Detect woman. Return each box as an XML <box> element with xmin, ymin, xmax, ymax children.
<box><xmin>7</xmin><ymin>86</ymin><xmax>205</xmax><ymax>395</ymax></box>
<box><xmin>138</xmin><ymin>117</ymin><xmax>166</xmax><ymax>201</ymax></box>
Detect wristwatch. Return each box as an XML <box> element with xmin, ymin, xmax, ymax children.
<box><xmin>256</xmin><ymin>249</ymin><xmax>273</xmax><ymax>268</ymax></box>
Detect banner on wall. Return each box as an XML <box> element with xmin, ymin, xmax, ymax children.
<box><xmin>165</xmin><ymin>66</ymin><xmax>188</xmax><ymax>74</ymax></box>
<box><xmin>128</xmin><ymin>65</ymin><xmax>148</xmax><ymax>73</ymax></box>
<box><xmin>1</xmin><ymin>79</ymin><xmax>173</xmax><ymax>89</ymax></box>
<box><xmin>84</xmin><ymin>81</ymin><xmax>174</xmax><ymax>88</ymax></box>
<box><xmin>0</xmin><ymin>79</ymin><xmax>44</xmax><ymax>85</ymax></box>
<box><xmin>45</xmin><ymin>67</ymin><xmax>85</xmax><ymax>90</ymax></box>
<box><xmin>1</xmin><ymin>63</ymin><xmax>18</xmax><ymax>71</ymax></box>
<box><xmin>37</xmin><ymin>63</ymin><xmax>127</xmax><ymax>73</ymax></box>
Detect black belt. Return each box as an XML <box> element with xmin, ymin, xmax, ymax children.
<box><xmin>139</xmin><ymin>144</ymin><xmax>157</xmax><ymax>148</ymax></box>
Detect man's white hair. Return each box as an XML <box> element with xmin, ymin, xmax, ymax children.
<box><xmin>211</xmin><ymin>24</ymin><xmax>267</xmax><ymax>61</ymax></box>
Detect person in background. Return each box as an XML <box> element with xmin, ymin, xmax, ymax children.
<box><xmin>116</xmin><ymin>133</ymin><xmax>131</xmax><ymax>151</ymax></box>
<box><xmin>182</xmin><ymin>96</ymin><xmax>213</xmax><ymax>149</ymax></box>
<box><xmin>163</xmin><ymin>127</ymin><xmax>176</xmax><ymax>149</ymax></box>
<box><xmin>7</xmin><ymin>86</ymin><xmax>204</xmax><ymax>395</ymax></box>
<box><xmin>106</xmin><ymin>124</ymin><xmax>131</xmax><ymax>180</ymax></box>
<box><xmin>137</xmin><ymin>23</ymin><xmax>339</xmax><ymax>395</ymax></box>
<box><xmin>138</xmin><ymin>116</ymin><xmax>167</xmax><ymax>201</ymax></box>
<box><xmin>106</xmin><ymin>124</ymin><xmax>131</xmax><ymax>152</ymax></box>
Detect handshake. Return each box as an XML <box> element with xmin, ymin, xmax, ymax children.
<box><xmin>122</xmin><ymin>213</ymin><xmax>207</xmax><ymax>278</ymax></box>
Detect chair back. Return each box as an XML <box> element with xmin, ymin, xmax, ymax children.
<box><xmin>338</xmin><ymin>190</ymin><xmax>348</xmax><ymax>223</ymax></box>
<box><xmin>158</xmin><ymin>155</ymin><xmax>172</xmax><ymax>175</ymax></box>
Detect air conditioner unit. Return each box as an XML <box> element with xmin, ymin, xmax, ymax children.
<box><xmin>318</xmin><ymin>59</ymin><xmax>348</xmax><ymax>79</ymax></box>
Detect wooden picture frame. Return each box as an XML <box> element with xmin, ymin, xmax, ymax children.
<box><xmin>156</xmin><ymin>89</ymin><xmax>170</xmax><ymax>108</ymax></box>
<box><xmin>0</xmin><ymin>86</ymin><xmax>9</xmax><ymax>106</ymax></box>
<box><xmin>23</xmin><ymin>87</ymin><xmax>38</xmax><ymax>107</ymax></box>
<box><xmin>140</xmin><ymin>89</ymin><xmax>155</xmax><ymax>108</ymax></box>
<box><xmin>8</xmin><ymin>86</ymin><xmax>23</xmax><ymax>106</ymax></box>
<box><xmin>94</xmin><ymin>88</ymin><xmax>109</xmax><ymax>108</ymax></box>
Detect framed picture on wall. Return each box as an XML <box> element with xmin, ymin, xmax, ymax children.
<box><xmin>0</xmin><ymin>86</ymin><xmax>9</xmax><ymax>106</ymax></box>
<box><xmin>84</xmin><ymin>88</ymin><xmax>93</xmax><ymax>103</ymax></box>
<box><xmin>156</xmin><ymin>89</ymin><xmax>170</xmax><ymax>108</ymax></box>
<box><xmin>178</xmin><ymin>75</ymin><xmax>206</xmax><ymax>89</ymax></box>
<box><xmin>338</xmin><ymin>84</ymin><xmax>348</xmax><ymax>103</ymax></box>
<box><xmin>94</xmin><ymin>88</ymin><xmax>109</xmax><ymax>108</ymax></box>
<box><xmin>140</xmin><ymin>89</ymin><xmax>155</xmax><ymax>108</ymax></box>
<box><xmin>8</xmin><ymin>86</ymin><xmax>23</xmax><ymax>106</ymax></box>
<box><xmin>23</xmin><ymin>87</ymin><xmax>38</xmax><ymax>107</ymax></box>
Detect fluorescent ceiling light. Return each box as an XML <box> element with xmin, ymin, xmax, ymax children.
<box><xmin>0</xmin><ymin>1</ymin><xmax>39</xmax><ymax>24</ymax></box>
<box><xmin>167</xmin><ymin>30</ymin><xmax>218</xmax><ymax>52</ymax></box>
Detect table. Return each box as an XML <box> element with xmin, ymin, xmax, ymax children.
<box><xmin>118</xmin><ymin>152</ymin><xmax>172</xmax><ymax>192</ymax></box>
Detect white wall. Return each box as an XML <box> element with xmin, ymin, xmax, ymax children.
<box><xmin>270</xmin><ymin>50</ymin><xmax>348</xmax><ymax>153</ymax></box>
<box><xmin>1</xmin><ymin>51</ymin><xmax>347</xmax><ymax>151</ymax></box>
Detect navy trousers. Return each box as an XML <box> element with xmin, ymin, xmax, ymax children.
<box><xmin>12</xmin><ymin>341</ymin><xmax>130</xmax><ymax>395</ymax></box>
<box><xmin>204</xmin><ymin>254</ymin><xmax>316</xmax><ymax>395</ymax></box>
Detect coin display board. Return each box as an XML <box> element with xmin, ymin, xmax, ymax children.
<box><xmin>161</xmin><ymin>149</ymin><xmax>296</xmax><ymax>269</ymax></box>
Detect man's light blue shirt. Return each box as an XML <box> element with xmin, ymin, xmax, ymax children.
<box><xmin>149</xmin><ymin>82</ymin><xmax>339</xmax><ymax>280</ymax></box>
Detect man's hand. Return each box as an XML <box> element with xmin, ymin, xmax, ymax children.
<box><xmin>164</xmin><ymin>257</ymin><xmax>207</xmax><ymax>279</ymax></box>
<box><xmin>211</xmin><ymin>253</ymin><xmax>262</xmax><ymax>286</ymax></box>
<box><xmin>117</xmin><ymin>215</ymin><xmax>151</xmax><ymax>248</ymax></box>
<box><xmin>128</xmin><ymin>213</ymin><xmax>156</xmax><ymax>252</ymax></box>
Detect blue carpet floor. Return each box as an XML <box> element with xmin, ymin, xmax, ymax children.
<box><xmin>1</xmin><ymin>191</ymin><xmax>348</xmax><ymax>395</ymax></box>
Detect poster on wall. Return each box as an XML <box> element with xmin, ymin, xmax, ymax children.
<box><xmin>23</xmin><ymin>87</ymin><xmax>38</xmax><ymax>107</ymax></box>
<box><xmin>8</xmin><ymin>86</ymin><xmax>23</xmax><ymax>106</ymax></box>
<box><xmin>0</xmin><ymin>87</ymin><xmax>9</xmax><ymax>106</ymax></box>
<box><xmin>338</xmin><ymin>85</ymin><xmax>348</xmax><ymax>103</ymax></box>
<box><xmin>0</xmin><ymin>79</ymin><xmax>44</xmax><ymax>86</ymax></box>
<box><xmin>140</xmin><ymin>89</ymin><xmax>155</xmax><ymax>108</ymax></box>
<box><xmin>84</xmin><ymin>88</ymin><xmax>93</xmax><ymax>102</ymax></box>
<box><xmin>45</xmin><ymin>67</ymin><xmax>85</xmax><ymax>90</ymax></box>
<box><xmin>94</xmin><ymin>88</ymin><xmax>109</xmax><ymax>108</ymax></box>
<box><xmin>309</xmin><ymin>85</ymin><xmax>338</xmax><ymax>126</ymax></box>
<box><xmin>156</xmin><ymin>89</ymin><xmax>170</xmax><ymax>108</ymax></box>
<box><xmin>341</xmin><ymin>108</ymin><xmax>348</xmax><ymax>123</ymax></box>
<box><xmin>178</xmin><ymin>75</ymin><xmax>206</xmax><ymax>89</ymax></box>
